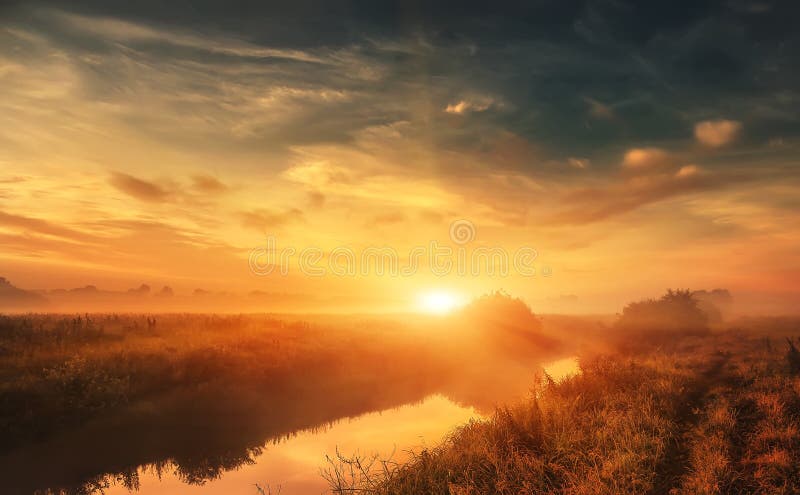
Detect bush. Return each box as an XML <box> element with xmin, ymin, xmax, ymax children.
<box><xmin>616</xmin><ymin>289</ymin><xmax>709</xmax><ymax>338</ymax></box>
<box><xmin>460</xmin><ymin>291</ymin><xmax>542</xmax><ymax>333</ymax></box>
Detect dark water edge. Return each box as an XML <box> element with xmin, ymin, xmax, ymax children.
<box><xmin>1</xmin><ymin>356</ymin><xmax>555</xmax><ymax>495</ymax></box>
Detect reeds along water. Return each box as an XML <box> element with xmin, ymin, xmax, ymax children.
<box><xmin>0</xmin><ymin>310</ymin><xmax>568</xmax><ymax>495</ymax></box>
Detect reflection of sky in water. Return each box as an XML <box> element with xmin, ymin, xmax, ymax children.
<box><xmin>101</xmin><ymin>356</ymin><xmax>578</xmax><ymax>495</ymax></box>
<box><xmin>103</xmin><ymin>395</ymin><xmax>481</xmax><ymax>495</ymax></box>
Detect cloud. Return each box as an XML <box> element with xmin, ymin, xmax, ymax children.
<box><xmin>567</xmin><ymin>157</ymin><xmax>590</xmax><ymax>169</ymax></box>
<box><xmin>675</xmin><ymin>164</ymin><xmax>700</xmax><ymax>178</ymax></box>
<box><xmin>109</xmin><ymin>172</ymin><xmax>169</xmax><ymax>202</ymax></box>
<box><xmin>282</xmin><ymin>162</ymin><xmax>354</xmax><ymax>187</ymax></box>
<box><xmin>694</xmin><ymin>120</ymin><xmax>742</xmax><ymax>147</ymax></box>
<box><xmin>191</xmin><ymin>175</ymin><xmax>228</xmax><ymax>194</ymax></box>
<box><xmin>0</xmin><ymin>176</ymin><xmax>28</xmax><ymax>184</ymax></box>
<box><xmin>0</xmin><ymin>210</ymin><xmax>97</xmax><ymax>243</ymax></box>
<box><xmin>307</xmin><ymin>191</ymin><xmax>326</xmax><ymax>208</ymax></box>
<box><xmin>544</xmin><ymin>146</ymin><xmax>746</xmax><ymax>225</ymax></box>
<box><xmin>621</xmin><ymin>148</ymin><xmax>673</xmax><ymax>172</ymax></box>
<box><xmin>551</xmin><ymin>166</ymin><xmax>745</xmax><ymax>225</ymax></box>
<box><xmin>1</xmin><ymin>2</ymin><xmax>799</xmax><ymax>304</ymax></box>
<box><xmin>584</xmin><ymin>97</ymin><xmax>614</xmax><ymax>119</ymax></box>
<box><xmin>366</xmin><ymin>211</ymin><xmax>406</xmax><ymax>227</ymax></box>
<box><xmin>41</xmin><ymin>9</ymin><xmax>324</xmax><ymax>63</ymax></box>
<box><xmin>444</xmin><ymin>96</ymin><xmax>497</xmax><ymax>114</ymax></box>
<box><xmin>240</xmin><ymin>208</ymin><xmax>304</xmax><ymax>232</ymax></box>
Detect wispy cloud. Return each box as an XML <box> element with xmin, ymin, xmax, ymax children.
<box><xmin>444</xmin><ymin>95</ymin><xmax>497</xmax><ymax>114</ymax></box>
<box><xmin>191</xmin><ymin>175</ymin><xmax>228</xmax><ymax>194</ymax></box>
<box><xmin>240</xmin><ymin>208</ymin><xmax>305</xmax><ymax>232</ymax></box>
<box><xmin>109</xmin><ymin>172</ymin><xmax>169</xmax><ymax>202</ymax></box>
<box><xmin>40</xmin><ymin>9</ymin><xmax>326</xmax><ymax>63</ymax></box>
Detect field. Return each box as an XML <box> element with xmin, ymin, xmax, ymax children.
<box><xmin>0</xmin><ymin>299</ymin><xmax>566</xmax><ymax>494</ymax></box>
<box><xmin>326</xmin><ymin>317</ymin><xmax>800</xmax><ymax>495</ymax></box>
<box><xmin>1</xmin><ymin>293</ymin><xmax>799</xmax><ymax>495</ymax></box>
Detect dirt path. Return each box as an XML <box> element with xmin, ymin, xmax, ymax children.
<box><xmin>649</xmin><ymin>351</ymin><xmax>731</xmax><ymax>495</ymax></box>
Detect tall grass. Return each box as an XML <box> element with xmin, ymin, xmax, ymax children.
<box><xmin>326</xmin><ymin>320</ymin><xmax>800</xmax><ymax>495</ymax></box>
<box><xmin>325</xmin><ymin>354</ymin><xmax>696</xmax><ymax>494</ymax></box>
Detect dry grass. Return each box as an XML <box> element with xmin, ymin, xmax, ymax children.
<box><xmin>3</xmin><ymin>310</ymin><xmax>800</xmax><ymax>495</ymax></box>
<box><xmin>0</xmin><ymin>313</ymin><xmax>461</xmax><ymax>454</ymax></box>
<box><xmin>326</xmin><ymin>320</ymin><xmax>800</xmax><ymax>495</ymax></box>
<box><xmin>325</xmin><ymin>354</ymin><xmax>696</xmax><ymax>494</ymax></box>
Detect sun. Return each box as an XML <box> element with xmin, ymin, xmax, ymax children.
<box><xmin>417</xmin><ymin>290</ymin><xmax>465</xmax><ymax>315</ymax></box>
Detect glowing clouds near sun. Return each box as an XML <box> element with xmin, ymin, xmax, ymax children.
<box><xmin>621</xmin><ymin>148</ymin><xmax>673</xmax><ymax>172</ymax></box>
<box><xmin>694</xmin><ymin>120</ymin><xmax>742</xmax><ymax>148</ymax></box>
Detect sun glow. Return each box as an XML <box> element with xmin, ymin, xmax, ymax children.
<box><xmin>417</xmin><ymin>291</ymin><xmax>465</xmax><ymax>315</ymax></box>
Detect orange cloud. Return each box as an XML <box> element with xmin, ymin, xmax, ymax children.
<box><xmin>109</xmin><ymin>172</ymin><xmax>169</xmax><ymax>202</ymax></box>
<box><xmin>0</xmin><ymin>210</ymin><xmax>97</xmax><ymax>243</ymax></box>
<box><xmin>621</xmin><ymin>148</ymin><xmax>673</xmax><ymax>172</ymax></box>
<box><xmin>675</xmin><ymin>165</ymin><xmax>700</xmax><ymax>178</ymax></box>
<box><xmin>444</xmin><ymin>96</ymin><xmax>496</xmax><ymax>114</ymax></box>
<box><xmin>552</xmin><ymin>174</ymin><xmax>712</xmax><ymax>224</ymax></box>
<box><xmin>367</xmin><ymin>211</ymin><xmax>406</xmax><ymax>227</ymax></box>
<box><xmin>694</xmin><ymin>119</ymin><xmax>742</xmax><ymax>147</ymax></box>
<box><xmin>240</xmin><ymin>208</ymin><xmax>304</xmax><ymax>232</ymax></box>
<box><xmin>307</xmin><ymin>191</ymin><xmax>326</xmax><ymax>208</ymax></box>
<box><xmin>191</xmin><ymin>175</ymin><xmax>228</xmax><ymax>194</ymax></box>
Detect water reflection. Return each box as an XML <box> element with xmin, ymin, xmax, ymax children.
<box><xmin>103</xmin><ymin>395</ymin><xmax>480</xmax><ymax>495</ymax></box>
<box><xmin>0</xmin><ymin>356</ymin><xmax>578</xmax><ymax>495</ymax></box>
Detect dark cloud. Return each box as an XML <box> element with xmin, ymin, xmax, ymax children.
<box><xmin>1</xmin><ymin>1</ymin><xmax>798</xmax><ymax>175</ymax></box>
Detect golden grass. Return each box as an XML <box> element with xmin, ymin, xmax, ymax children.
<box><xmin>327</xmin><ymin>321</ymin><xmax>800</xmax><ymax>495</ymax></box>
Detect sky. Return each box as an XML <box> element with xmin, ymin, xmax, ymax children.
<box><xmin>0</xmin><ymin>1</ymin><xmax>798</xmax><ymax>312</ymax></box>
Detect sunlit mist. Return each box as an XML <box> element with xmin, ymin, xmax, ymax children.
<box><xmin>417</xmin><ymin>291</ymin><xmax>465</xmax><ymax>315</ymax></box>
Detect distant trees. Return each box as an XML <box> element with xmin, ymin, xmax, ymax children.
<box><xmin>127</xmin><ymin>284</ymin><xmax>151</xmax><ymax>296</ymax></box>
<box><xmin>461</xmin><ymin>290</ymin><xmax>543</xmax><ymax>333</ymax></box>
<box><xmin>0</xmin><ymin>276</ymin><xmax>47</xmax><ymax>308</ymax></box>
<box><xmin>692</xmin><ymin>289</ymin><xmax>733</xmax><ymax>323</ymax></box>
<box><xmin>457</xmin><ymin>290</ymin><xmax>556</xmax><ymax>357</ymax></box>
<box><xmin>616</xmin><ymin>289</ymin><xmax>710</xmax><ymax>336</ymax></box>
<box><xmin>157</xmin><ymin>286</ymin><xmax>174</xmax><ymax>297</ymax></box>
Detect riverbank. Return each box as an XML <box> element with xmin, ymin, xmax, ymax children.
<box><xmin>327</xmin><ymin>319</ymin><xmax>800</xmax><ymax>494</ymax></box>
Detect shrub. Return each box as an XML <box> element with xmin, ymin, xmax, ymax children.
<box><xmin>616</xmin><ymin>289</ymin><xmax>709</xmax><ymax>338</ymax></box>
<box><xmin>460</xmin><ymin>291</ymin><xmax>542</xmax><ymax>333</ymax></box>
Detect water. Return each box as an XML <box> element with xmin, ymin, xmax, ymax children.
<box><xmin>103</xmin><ymin>395</ymin><xmax>480</xmax><ymax>495</ymax></box>
<box><xmin>2</xmin><ymin>356</ymin><xmax>578</xmax><ymax>494</ymax></box>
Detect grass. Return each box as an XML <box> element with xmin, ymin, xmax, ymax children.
<box><xmin>0</xmin><ymin>308</ymin><xmax>564</xmax><ymax>494</ymax></box>
<box><xmin>0</xmin><ymin>313</ymin><xmax>465</xmax><ymax>453</ymax></box>
<box><xmin>3</xmin><ymin>297</ymin><xmax>799</xmax><ymax>494</ymax></box>
<box><xmin>325</xmin><ymin>320</ymin><xmax>800</xmax><ymax>495</ymax></box>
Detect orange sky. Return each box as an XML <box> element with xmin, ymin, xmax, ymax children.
<box><xmin>1</xmin><ymin>4</ymin><xmax>798</xmax><ymax>313</ymax></box>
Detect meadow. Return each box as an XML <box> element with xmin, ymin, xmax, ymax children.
<box><xmin>1</xmin><ymin>292</ymin><xmax>798</xmax><ymax>494</ymax></box>
<box><xmin>325</xmin><ymin>314</ymin><xmax>800</xmax><ymax>495</ymax></box>
<box><xmin>0</xmin><ymin>294</ymin><xmax>570</xmax><ymax>494</ymax></box>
